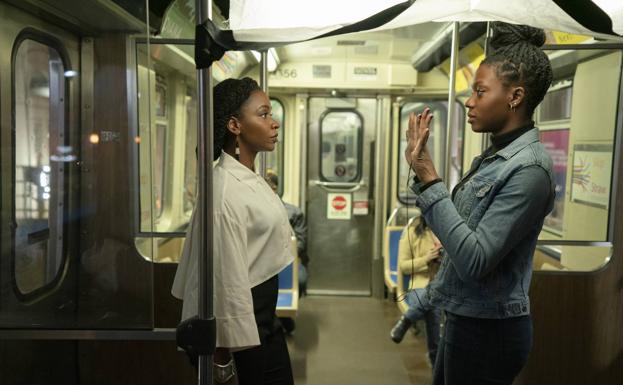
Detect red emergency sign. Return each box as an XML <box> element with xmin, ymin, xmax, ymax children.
<box><xmin>332</xmin><ymin>196</ymin><xmax>347</xmax><ymax>211</ymax></box>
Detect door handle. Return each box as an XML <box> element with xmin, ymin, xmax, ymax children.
<box><xmin>310</xmin><ymin>180</ymin><xmax>365</xmax><ymax>192</ymax></box>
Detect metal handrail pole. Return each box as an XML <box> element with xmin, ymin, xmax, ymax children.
<box><xmin>196</xmin><ymin>0</ymin><xmax>214</xmax><ymax>384</ymax></box>
<box><xmin>445</xmin><ymin>22</ymin><xmax>460</xmax><ymax>186</ymax></box>
<box><xmin>258</xmin><ymin>50</ymin><xmax>269</xmax><ymax>176</ymax></box>
<box><xmin>481</xmin><ymin>22</ymin><xmax>492</xmax><ymax>153</ymax></box>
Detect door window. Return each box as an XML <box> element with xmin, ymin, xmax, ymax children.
<box><xmin>319</xmin><ymin>110</ymin><xmax>363</xmax><ymax>183</ymax></box>
<box><xmin>13</xmin><ymin>37</ymin><xmax>68</xmax><ymax>297</ymax></box>
<box><xmin>264</xmin><ymin>98</ymin><xmax>285</xmax><ymax>195</ymax></box>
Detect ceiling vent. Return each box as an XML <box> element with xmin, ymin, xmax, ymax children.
<box><xmin>337</xmin><ymin>40</ymin><xmax>366</xmax><ymax>46</ymax></box>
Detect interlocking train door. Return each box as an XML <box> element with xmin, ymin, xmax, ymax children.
<box><xmin>0</xmin><ymin>7</ymin><xmax>80</xmax><ymax>326</ymax></box>
<box><xmin>306</xmin><ymin>97</ymin><xmax>377</xmax><ymax>295</ymax></box>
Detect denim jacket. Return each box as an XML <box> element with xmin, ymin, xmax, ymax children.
<box><xmin>412</xmin><ymin>128</ymin><xmax>554</xmax><ymax>319</ymax></box>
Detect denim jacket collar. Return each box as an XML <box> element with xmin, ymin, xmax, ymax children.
<box><xmin>494</xmin><ymin>128</ymin><xmax>540</xmax><ymax>160</ymax></box>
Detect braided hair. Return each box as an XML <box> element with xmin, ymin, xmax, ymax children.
<box><xmin>212</xmin><ymin>77</ymin><xmax>261</xmax><ymax>160</ymax></box>
<box><xmin>482</xmin><ymin>22</ymin><xmax>553</xmax><ymax>116</ymax></box>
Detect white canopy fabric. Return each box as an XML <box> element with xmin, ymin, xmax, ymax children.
<box><xmin>379</xmin><ymin>0</ymin><xmax>599</xmax><ymax>36</ymax></box>
<box><xmin>227</xmin><ymin>0</ymin><xmax>622</xmax><ymax>43</ymax></box>
<box><xmin>228</xmin><ymin>0</ymin><xmax>407</xmax><ymax>42</ymax></box>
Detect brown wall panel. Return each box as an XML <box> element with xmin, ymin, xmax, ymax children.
<box><xmin>77</xmin><ymin>33</ymin><xmax>152</xmax><ymax>328</ymax></box>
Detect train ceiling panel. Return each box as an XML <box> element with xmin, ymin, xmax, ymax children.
<box><xmin>275</xmin><ymin>23</ymin><xmax>449</xmax><ymax>65</ymax></box>
<box><xmin>5</xmin><ymin>0</ymin><xmax>148</xmax><ymax>35</ymax></box>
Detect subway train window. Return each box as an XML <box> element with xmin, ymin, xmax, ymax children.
<box><xmin>153</xmin><ymin>75</ymin><xmax>168</xmax><ymax>219</ymax></box>
<box><xmin>534</xmin><ymin>48</ymin><xmax>621</xmax><ymax>271</ymax></box>
<box><xmin>398</xmin><ymin>101</ymin><xmax>464</xmax><ymax>203</ymax></box>
<box><xmin>12</xmin><ymin>38</ymin><xmax>68</xmax><ymax>297</ymax></box>
<box><xmin>134</xmin><ymin>44</ymin><xmax>253</xmax><ymax>263</ymax></box>
<box><xmin>537</xmin><ymin>81</ymin><xmax>574</xmax><ymax>236</ymax></box>
<box><xmin>183</xmin><ymin>88</ymin><xmax>197</xmax><ymax>215</ymax></box>
<box><xmin>538</xmin><ymin>80</ymin><xmax>573</xmax><ymax>122</ymax></box>
<box><xmin>265</xmin><ymin>98</ymin><xmax>285</xmax><ymax>196</ymax></box>
<box><xmin>320</xmin><ymin>110</ymin><xmax>362</xmax><ymax>183</ymax></box>
<box><xmin>136</xmin><ymin>43</ymin><xmax>197</xmax><ymax>237</ymax></box>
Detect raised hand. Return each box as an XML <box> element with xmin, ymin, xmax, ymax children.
<box><xmin>404</xmin><ymin>107</ymin><xmax>440</xmax><ymax>184</ymax></box>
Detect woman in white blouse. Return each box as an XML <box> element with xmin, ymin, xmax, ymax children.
<box><xmin>172</xmin><ymin>77</ymin><xmax>295</xmax><ymax>385</ymax></box>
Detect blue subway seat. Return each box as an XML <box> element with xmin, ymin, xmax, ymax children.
<box><xmin>277</xmin><ymin>292</ymin><xmax>294</xmax><ymax>308</ymax></box>
<box><xmin>278</xmin><ymin>263</ymin><xmax>294</xmax><ymax>289</ymax></box>
<box><xmin>384</xmin><ymin>226</ymin><xmax>404</xmax><ymax>294</ymax></box>
<box><xmin>277</xmin><ymin>237</ymin><xmax>299</xmax><ymax>318</ymax></box>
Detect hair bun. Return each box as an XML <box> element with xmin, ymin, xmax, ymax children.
<box><xmin>489</xmin><ymin>22</ymin><xmax>546</xmax><ymax>50</ymax></box>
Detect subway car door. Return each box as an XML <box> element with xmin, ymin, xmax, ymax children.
<box><xmin>0</xmin><ymin>4</ymin><xmax>80</xmax><ymax>327</ymax></box>
<box><xmin>306</xmin><ymin>97</ymin><xmax>377</xmax><ymax>295</ymax></box>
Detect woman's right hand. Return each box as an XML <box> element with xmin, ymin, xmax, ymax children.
<box><xmin>405</xmin><ymin>108</ymin><xmax>440</xmax><ymax>184</ymax></box>
<box><xmin>425</xmin><ymin>246</ymin><xmax>442</xmax><ymax>262</ymax></box>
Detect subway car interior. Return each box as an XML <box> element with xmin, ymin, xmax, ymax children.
<box><xmin>0</xmin><ymin>0</ymin><xmax>623</xmax><ymax>384</ymax></box>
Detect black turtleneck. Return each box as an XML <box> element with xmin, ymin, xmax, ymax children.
<box><xmin>490</xmin><ymin>121</ymin><xmax>535</xmax><ymax>152</ymax></box>
<box><xmin>446</xmin><ymin>122</ymin><xmax>536</xmax><ymax>197</ymax></box>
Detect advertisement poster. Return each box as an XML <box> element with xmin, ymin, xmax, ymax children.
<box><xmin>540</xmin><ymin>129</ymin><xmax>569</xmax><ymax>233</ymax></box>
<box><xmin>571</xmin><ymin>144</ymin><xmax>613</xmax><ymax>209</ymax></box>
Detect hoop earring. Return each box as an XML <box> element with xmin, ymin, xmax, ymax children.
<box><xmin>509</xmin><ymin>103</ymin><xmax>516</xmax><ymax>112</ymax></box>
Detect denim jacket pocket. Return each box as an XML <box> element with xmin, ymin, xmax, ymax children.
<box><xmin>454</xmin><ymin>177</ymin><xmax>495</xmax><ymax>224</ymax></box>
<box><xmin>466</xmin><ymin>177</ymin><xmax>495</xmax><ymax>228</ymax></box>
<box><xmin>475</xmin><ymin>183</ymin><xmax>493</xmax><ymax>198</ymax></box>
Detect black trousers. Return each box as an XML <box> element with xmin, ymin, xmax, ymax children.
<box><xmin>233</xmin><ymin>275</ymin><xmax>293</xmax><ymax>385</ymax></box>
<box><xmin>432</xmin><ymin>312</ymin><xmax>532</xmax><ymax>385</ymax></box>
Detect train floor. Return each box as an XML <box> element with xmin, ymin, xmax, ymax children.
<box><xmin>285</xmin><ymin>295</ymin><xmax>433</xmax><ymax>385</ymax></box>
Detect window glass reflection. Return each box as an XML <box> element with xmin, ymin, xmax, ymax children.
<box><xmin>183</xmin><ymin>88</ymin><xmax>197</xmax><ymax>215</ymax></box>
<box><xmin>265</xmin><ymin>99</ymin><xmax>284</xmax><ymax>196</ymax></box>
<box><xmin>137</xmin><ymin>43</ymin><xmax>197</xmax><ymax>234</ymax></box>
<box><xmin>14</xmin><ymin>39</ymin><xmax>66</xmax><ymax>295</ymax></box>
<box><xmin>539</xmin><ymin>82</ymin><xmax>572</xmax><ymax>122</ymax></box>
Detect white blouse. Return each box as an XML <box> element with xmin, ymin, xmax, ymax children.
<box><xmin>171</xmin><ymin>152</ymin><xmax>294</xmax><ymax>350</ymax></box>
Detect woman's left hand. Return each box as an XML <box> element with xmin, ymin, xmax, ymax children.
<box><xmin>404</xmin><ymin>107</ymin><xmax>440</xmax><ymax>184</ymax></box>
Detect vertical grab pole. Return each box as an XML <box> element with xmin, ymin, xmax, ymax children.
<box><xmin>481</xmin><ymin>22</ymin><xmax>493</xmax><ymax>153</ymax></box>
<box><xmin>196</xmin><ymin>0</ymin><xmax>214</xmax><ymax>384</ymax></box>
<box><xmin>258</xmin><ymin>50</ymin><xmax>269</xmax><ymax>177</ymax></box>
<box><xmin>445</xmin><ymin>22</ymin><xmax>460</xmax><ymax>186</ymax></box>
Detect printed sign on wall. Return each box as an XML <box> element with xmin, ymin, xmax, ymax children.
<box><xmin>540</xmin><ymin>129</ymin><xmax>569</xmax><ymax>233</ymax></box>
<box><xmin>353</xmin><ymin>200</ymin><xmax>369</xmax><ymax>216</ymax></box>
<box><xmin>327</xmin><ymin>193</ymin><xmax>352</xmax><ymax>220</ymax></box>
<box><xmin>571</xmin><ymin>144</ymin><xmax>613</xmax><ymax>209</ymax></box>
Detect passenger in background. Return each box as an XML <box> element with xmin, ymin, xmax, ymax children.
<box><xmin>404</xmin><ymin>23</ymin><xmax>555</xmax><ymax>385</ymax></box>
<box><xmin>265</xmin><ymin>171</ymin><xmax>309</xmax><ymax>297</ymax></box>
<box><xmin>172</xmin><ymin>77</ymin><xmax>294</xmax><ymax>385</ymax></box>
<box><xmin>265</xmin><ymin>171</ymin><xmax>308</xmax><ymax>335</ymax></box>
<box><xmin>390</xmin><ymin>215</ymin><xmax>442</xmax><ymax>367</ymax></box>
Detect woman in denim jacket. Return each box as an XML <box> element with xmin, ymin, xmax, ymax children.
<box><xmin>405</xmin><ymin>23</ymin><xmax>556</xmax><ymax>385</ymax></box>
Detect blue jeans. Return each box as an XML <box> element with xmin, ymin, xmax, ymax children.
<box><xmin>405</xmin><ymin>288</ymin><xmax>441</xmax><ymax>364</ymax></box>
<box><xmin>298</xmin><ymin>263</ymin><xmax>308</xmax><ymax>296</ymax></box>
<box><xmin>432</xmin><ymin>312</ymin><xmax>532</xmax><ymax>385</ymax></box>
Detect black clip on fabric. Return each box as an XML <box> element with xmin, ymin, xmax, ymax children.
<box><xmin>176</xmin><ymin>315</ymin><xmax>217</xmax><ymax>359</ymax></box>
